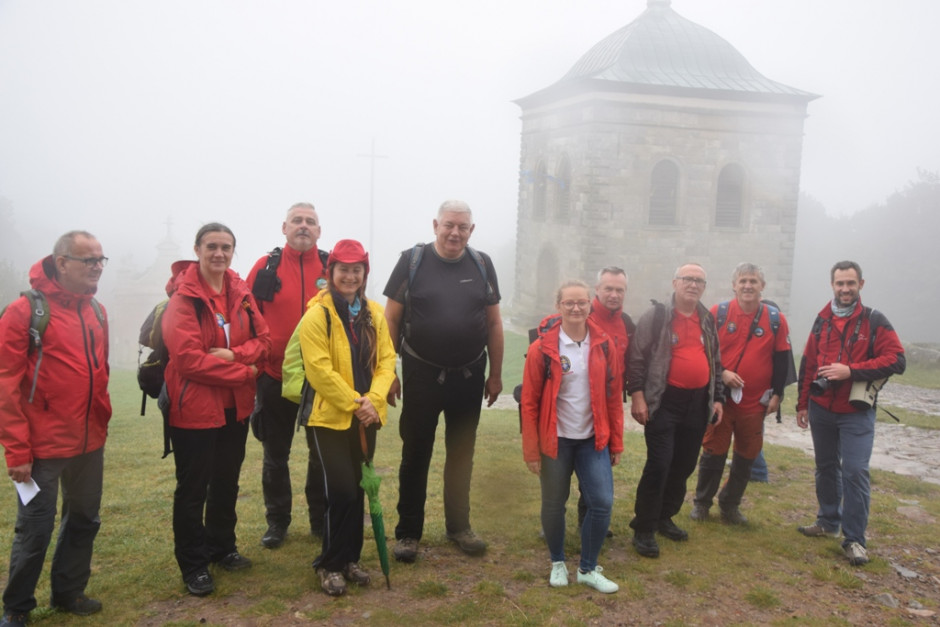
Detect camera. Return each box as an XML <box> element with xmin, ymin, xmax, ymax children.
<box><xmin>810</xmin><ymin>377</ymin><xmax>830</xmax><ymax>396</ymax></box>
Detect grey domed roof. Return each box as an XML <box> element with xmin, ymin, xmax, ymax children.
<box><xmin>556</xmin><ymin>0</ymin><xmax>814</xmax><ymax>98</ymax></box>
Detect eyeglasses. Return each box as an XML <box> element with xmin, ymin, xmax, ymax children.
<box><xmin>64</xmin><ymin>255</ymin><xmax>109</xmax><ymax>268</ymax></box>
<box><xmin>559</xmin><ymin>299</ymin><xmax>591</xmax><ymax>310</ymax></box>
<box><xmin>677</xmin><ymin>276</ymin><xmax>706</xmax><ymax>287</ymax></box>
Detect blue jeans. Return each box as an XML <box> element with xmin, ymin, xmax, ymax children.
<box><xmin>807</xmin><ymin>400</ymin><xmax>876</xmax><ymax>547</ymax></box>
<box><xmin>540</xmin><ymin>437</ymin><xmax>613</xmax><ymax>572</ymax></box>
<box><xmin>3</xmin><ymin>448</ymin><xmax>103</xmax><ymax>615</ymax></box>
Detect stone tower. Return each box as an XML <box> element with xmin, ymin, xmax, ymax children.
<box><xmin>513</xmin><ymin>0</ymin><xmax>818</xmax><ymax>325</ymax></box>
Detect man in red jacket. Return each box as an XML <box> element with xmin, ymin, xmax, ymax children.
<box><xmin>795</xmin><ymin>260</ymin><xmax>905</xmax><ymax>567</ymax></box>
<box><xmin>0</xmin><ymin>231</ymin><xmax>111</xmax><ymax>626</ymax></box>
<box><xmin>246</xmin><ymin>202</ymin><xmax>329</xmax><ymax>549</ymax></box>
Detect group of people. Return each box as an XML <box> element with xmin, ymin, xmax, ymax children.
<box><xmin>0</xmin><ymin>200</ymin><xmax>906</xmax><ymax>625</ymax></box>
<box><xmin>520</xmin><ymin>259</ymin><xmax>905</xmax><ymax>594</ymax></box>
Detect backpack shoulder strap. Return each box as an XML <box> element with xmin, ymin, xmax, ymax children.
<box><xmin>760</xmin><ymin>300</ymin><xmax>781</xmax><ymax>335</ymax></box>
<box><xmin>318</xmin><ymin>248</ymin><xmax>329</xmax><ymax>268</ymax></box>
<box><xmin>465</xmin><ymin>246</ymin><xmax>494</xmax><ymax>299</ymax></box>
<box><xmin>266</xmin><ymin>247</ymin><xmax>283</xmax><ymax>271</ymax></box>
<box><xmin>407</xmin><ymin>243</ymin><xmax>425</xmax><ymax>288</ymax></box>
<box><xmin>715</xmin><ymin>300</ymin><xmax>730</xmax><ymax>331</ymax></box>
<box><xmin>21</xmin><ymin>289</ymin><xmax>50</xmax><ymax>350</ymax></box>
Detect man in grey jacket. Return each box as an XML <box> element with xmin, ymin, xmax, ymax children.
<box><xmin>626</xmin><ymin>263</ymin><xmax>724</xmax><ymax>558</ymax></box>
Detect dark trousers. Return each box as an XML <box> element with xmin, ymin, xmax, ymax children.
<box><xmin>631</xmin><ymin>385</ymin><xmax>708</xmax><ymax>533</ymax></box>
<box><xmin>256</xmin><ymin>373</ymin><xmax>325</xmax><ymax>532</ymax></box>
<box><xmin>2</xmin><ymin>448</ymin><xmax>103</xmax><ymax>615</ymax></box>
<box><xmin>309</xmin><ymin>423</ymin><xmax>375</xmax><ymax>571</ymax></box>
<box><xmin>170</xmin><ymin>410</ymin><xmax>248</xmax><ymax>580</ymax></box>
<box><xmin>395</xmin><ymin>352</ymin><xmax>486</xmax><ymax>540</ymax></box>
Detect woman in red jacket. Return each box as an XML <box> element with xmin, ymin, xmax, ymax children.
<box><xmin>520</xmin><ymin>280</ymin><xmax>624</xmax><ymax>594</ymax></box>
<box><xmin>162</xmin><ymin>223</ymin><xmax>270</xmax><ymax>597</ymax></box>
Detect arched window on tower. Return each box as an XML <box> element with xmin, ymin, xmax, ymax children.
<box><xmin>554</xmin><ymin>155</ymin><xmax>571</xmax><ymax>222</ymax></box>
<box><xmin>649</xmin><ymin>160</ymin><xmax>678</xmax><ymax>225</ymax></box>
<box><xmin>533</xmin><ymin>160</ymin><xmax>547</xmax><ymax>220</ymax></box>
<box><xmin>716</xmin><ymin>164</ymin><xmax>745</xmax><ymax>227</ymax></box>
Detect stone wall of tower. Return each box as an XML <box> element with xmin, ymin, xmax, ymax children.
<box><xmin>513</xmin><ymin>92</ymin><xmax>808</xmax><ymax>326</ymax></box>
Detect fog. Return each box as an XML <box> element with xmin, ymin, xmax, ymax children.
<box><xmin>1</xmin><ymin>0</ymin><xmax>938</xmax><ymax>332</ymax></box>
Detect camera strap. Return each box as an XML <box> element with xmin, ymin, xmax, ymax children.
<box><xmin>730</xmin><ymin>303</ymin><xmax>764</xmax><ymax>372</ymax></box>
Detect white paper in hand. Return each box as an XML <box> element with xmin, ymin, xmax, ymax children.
<box><xmin>14</xmin><ymin>478</ymin><xmax>40</xmax><ymax>506</ymax></box>
<box><xmin>730</xmin><ymin>386</ymin><xmax>743</xmax><ymax>404</ymax></box>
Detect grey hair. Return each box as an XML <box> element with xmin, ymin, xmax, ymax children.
<box><xmin>674</xmin><ymin>262</ymin><xmax>706</xmax><ymax>279</ymax></box>
<box><xmin>831</xmin><ymin>260</ymin><xmax>863</xmax><ymax>282</ymax></box>
<box><xmin>556</xmin><ymin>279</ymin><xmax>590</xmax><ymax>304</ymax></box>
<box><xmin>597</xmin><ymin>266</ymin><xmax>628</xmax><ymax>283</ymax></box>
<box><xmin>53</xmin><ymin>230</ymin><xmax>96</xmax><ymax>257</ymax></box>
<box><xmin>437</xmin><ymin>199</ymin><xmax>473</xmax><ymax>221</ymax></box>
<box><xmin>286</xmin><ymin>202</ymin><xmax>316</xmax><ymax>219</ymax></box>
<box><xmin>732</xmin><ymin>262</ymin><xmax>765</xmax><ymax>284</ymax></box>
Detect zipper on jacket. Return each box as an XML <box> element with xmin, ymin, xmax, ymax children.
<box><xmin>78</xmin><ymin>300</ymin><xmax>94</xmax><ymax>454</ymax></box>
<box><xmin>299</xmin><ymin>250</ymin><xmax>307</xmax><ymax>318</ymax></box>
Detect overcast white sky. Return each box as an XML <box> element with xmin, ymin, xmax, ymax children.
<box><xmin>1</xmin><ymin>0</ymin><xmax>938</xmax><ymax>293</ymax></box>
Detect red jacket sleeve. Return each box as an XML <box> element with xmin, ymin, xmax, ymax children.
<box><xmin>0</xmin><ymin>298</ymin><xmax>32</xmax><ymax>468</ymax></box>
<box><xmin>604</xmin><ymin>342</ymin><xmax>625</xmax><ymax>454</ymax></box>
<box><xmin>163</xmin><ymin>295</ymin><xmax>257</xmax><ymax>387</ymax></box>
<box><xmin>520</xmin><ymin>344</ymin><xmax>547</xmax><ymax>464</ymax></box>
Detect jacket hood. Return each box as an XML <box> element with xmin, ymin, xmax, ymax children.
<box><xmin>164</xmin><ymin>260</ymin><xmax>249</xmax><ymax>302</ymax></box>
<box><xmin>28</xmin><ymin>255</ymin><xmax>98</xmax><ymax>303</ymax></box>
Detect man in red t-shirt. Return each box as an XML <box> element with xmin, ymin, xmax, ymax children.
<box><xmin>690</xmin><ymin>263</ymin><xmax>792</xmax><ymax>526</ymax></box>
<box><xmin>627</xmin><ymin>263</ymin><xmax>724</xmax><ymax>558</ymax></box>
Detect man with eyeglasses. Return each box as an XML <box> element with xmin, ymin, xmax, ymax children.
<box><xmin>626</xmin><ymin>263</ymin><xmax>724</xmax><ymax>558</ymax></box>
<box><xmin>384</xmin><ymin>199</ymin><xmax>503</xmax><ymax>562</ymax></box>
<box><xmin>1</xmin><ymin>231</ymin><xmax>112</xmax><ymax>626</ymax></box>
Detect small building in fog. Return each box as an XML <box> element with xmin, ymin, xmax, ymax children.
<box><xmin>110</xmin><ymin>223</ymin><xmax>181</xmax><ymax>369</ymax></box>
<box><xmin>513</xmin><ymin>0</ymin><xmax>818</xmax><ymax>325</ymax></box>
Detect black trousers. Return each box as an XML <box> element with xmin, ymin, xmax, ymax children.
<box><xmin>2</xmin><ymin>448</ymin><xmax>103</xmax><ymax>615</ymax></box>
<box><xmin>395</xmin><ymin>352</ymin><xmax>486</xmax><ymax>540</ymax></box>
<box><xmin>170</xmin><ymin>409</ymin><xmax>248</xmax><ymax>580</ymax></box>
<box><xmin>309</xmin><ymin>422</ymin><xmax>375</xmax><ymax>571</ymax></box>
<box><xmin>256</xmin><ymin>373</ymin><xmax>325</xmax><ymax>532</ymax></box>
<box><xmin>631</xmin><ymin>385</ymin><xmax>709</xmax><ymax>533</ymax></box>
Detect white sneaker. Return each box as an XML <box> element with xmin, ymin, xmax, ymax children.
<box><xmin>576</xmin><ymin>565</ymin><xmax>619</xmax><ymax>593</ymax></box>
<box><xmin>844</xmin><ymin>542</ymin><xmax>869</xmax><ymax>566</ymax></box>
<box><xmin>549</xmin><ymin>561</ymin><xmax>568</xmax><ymax>587</ymax></box>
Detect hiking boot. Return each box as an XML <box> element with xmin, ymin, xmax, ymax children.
<box><xmin>447</xmin><ymin>529</ymin><xmax>487</xmax><ymax>556</ymax></box>
<box><xmin>261</xmin><ymin>525</ymin><xmax>286</xmax><ymax>549</ymax></box>
<box><xmin>797</xmin><ymin>523</ymin><xmax>840</xmax><ymax>538</ymax></box>
<box><xmin>549</xmin><ymin>561</ymin><xmax>568</xmax><ymax>587</ymax></box>
<box><xmin>317</xmin><ymin>568</ymin><xmax>347</xmax><ymax>597</ymax></box>
<box><xmin>689</xmin><ymin>504</ymin><xmax>710</xmax><ymax>522</ymax></box>
<box><xmin>0</xmin><ymin>613</ymin><xmax>28</xmax><ymax>627</ymax></box>
<box><xmin>184</xmin><ymin>569</ymin><xmax>214</xmax><ymax>596</ymax></box>
<box><xmin>657</xmin><ymin>518</ymin><xmax>689</xmax><ymax>541</ymax></box>
<box><xmin>52</xmin><ymin>594</ymin><xmax>102</xmax><ymax>617</ymax></box>
<box><xmin>342</xmin><ymin>562</ymin><xmax>371</xmax><ymax>586</ymax></box>
<box><xmin>393</xmin><ymin>538</ymin><xmax>419</xmax><ymax>563</ymax></box>
<box><xmin>215</xmin><ymin>551</ymin><xmax>252</xmax><ymax>571</ymax></box>
<box><xmin>844</xmin><ymin>542</ymin><xmax>870</xmax><ymax>566</ymax></box>
<box><xmin>632</xmin><ymin>531</ymin><xmax>660</xmax><ymax>558</ymax></box>
<box><xmin>577</xmin><ymin>566</ymin><xmax>619</xmax><ymax>593</ymax></box>
<box><xmin>720</xmin><ymin>506</ymin><xmax>749</xmax><ymax>526</ymax></box>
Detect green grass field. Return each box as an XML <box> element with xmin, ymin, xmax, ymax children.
<box><xmin>1</xmin><ymin>342</ymin><xmax>939</xmax><ymax>624</ymax></box>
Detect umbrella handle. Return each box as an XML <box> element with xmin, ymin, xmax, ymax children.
<box><xmin>359</xmin><ymin>422</ymin><xmax>369</xmax><ymax>461</ymax></box>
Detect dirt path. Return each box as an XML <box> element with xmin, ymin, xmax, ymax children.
<box><xmin>493</xmin><ymin>382</ymin><xmax>940</xmax><ymax>485</ymax></box>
